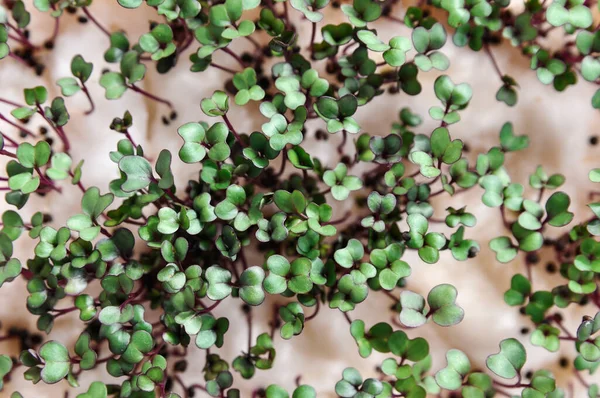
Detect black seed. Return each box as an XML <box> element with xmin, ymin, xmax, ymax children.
<box><xmin>520</xmin><ymin>327</ymin><xmax>529</xmax><ymax>335</ymax></box>
<box><xmin>161</xmin><ymin>116</ymin><xmax>170</xmax><ymax>125</ymax></box>
<box><xmin>170</xmin><ymin>111</ymin><xmax>178</xmax><ymax>120</ymax></box>
<box><xmin>19</xmin><ymin>130</ymin><xmax>28</xmax><ymax>138</ymax></box>
<box><xmin>39</xmin><ymin>127</ymin><xmax>48</xmax><ymax>135</ymax></box>
<box><xmin>546</xmin><ymin>262</ymin><xmax>556</xmax><ymax>273</ymax></box>
<box><xmin>66</xmin><ymin>6</ymin><xmax>77</xmax><ymax>14</ymax></box>
<box><xmin>559</xmin><ymin>357</ymin><xmax>569</xmax><ymax>368</ymax></box>
<box><xmin>590</xmin><ymin>136</ymin><xmax>598</xmax><ymax>146</ymax></box>
<box><xmin>467</xmin><ymin>247</ymin><xmax>479</xmax><ymax>258</ymax></box>
<box><xmin>241</xmin><ymin>52</ymin><xmax>254</xmax><ymax>64</ymax></box>
<box><xmin>519</xmin><ymin>307</ymin><xmax>526</xmax><ymax>315</ymax></box>
<box><xmin>77</xmin><ymin>16</ymin><xmax>88</xmax><ymax>24</ymax></box>
<box><xmin>525</xmin><ymin>252</ymin><xmax>539</xmax><ymax>264</ymax></box>
<box><xmin>30</xmin><ymin>334</ymin><xmax>43</xmax><ymax>345</ymax></box>
<box><xmin>35</xmin><ymin>64</ymin><xmax>45</xmax><ymax>76</ymax></box>
<box><xmin>43</xmin><ymin>213</ymin><xmax>53</xmax><ymax>223</ymax></box>
<box><xmin>332</xmin><ymin>1</ymin><xmax>340</xmax><ymax>7</ymax></box>
<box><xmin>225</xmin><ymin>79</ymin><xmax>236</xmax><ymax>95</ymax></box>
<box><xmin>258</xmin><ymin>77</ymin><xmax>270</xmax><ymax>90</ymax></box>
<box><xmin>44</xmin><ymin>41</ymin><xmax>54</xmax><ymax>50</ymax></box>
<box><xmin>554</xmin><ymin>313</ymin><xmax>563</xmax><ymax>322</ymax></box>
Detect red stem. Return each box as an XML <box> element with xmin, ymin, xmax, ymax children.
<box><xmin>82</xmin><ymin>6</ymin><xmax>111</xmax><ymax>37</ymax></box>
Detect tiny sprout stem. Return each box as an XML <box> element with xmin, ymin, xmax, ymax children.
<box><xmin>305</xmin><ymin>298</ymin><xmax>321</xmax><ymax>321</ymax></box>
<box><xmin>6</xmin><ymin>22</ymin><xmax>37</xmax><ymax>49</ymax></box>
<box><xmin>342</xmin><ymin>311</ymin><xmax>352</xmax><ymax>324</ymax></box>
<box><xmin>309</xmin><ymin>21</ymin><xmax>317</xmax><ymax>57</ymax></box>
<box><xmin>36</xmin><ymin>105</ymin><xmax>71</xmax><ymax>152</ymax></box>
<box><xmin>123</xmin><ymin>130</ymin><xmax>137</xmax><ymax>148</ymax></box>
<box><xmin>0</xmin><ymin>149</ymin><xmax>17</xmax><ymax>158</ymax></box>
<box><xmin>8</xmin><ymin>53</ymin><xmax>30</xmax><ymax>67</ymax></box>
<box><xmin>197</xmin><ymin>300</ymin><xmax>221</xmax><ymax>314</ymax></box>
<box><xmin>0</xmin><ymin>97</ymin><xmax>25</xmax><ymax>108</ymax></box>
<box><xmin>244</xmin><ymin>34</ymin><xmax>261</xmax><ymax>51</ymax></box>
<box><xmin>128</xmin><ymin>84</ymin><xmax>173</xmax><ymax>109</ymax></box>
<box><xmin>49</xmin><ymin>16</ymin><xmax>60</xmax><ymax>44</ymax></box>
<box><xmin>325</xmin><ymin>210</ymin><xmax>351</xmax><ymax>225</ymax></box>
<box><xmin>246</xmin><ymin>307</ymin><xmax>253</xmax><ymax>353</ymax></box>
<box><xmin>0</xmin><ymin>113</ymin><xmax>36</xmax><ymax>138</ymax></box>
<box><xmin>1</xmin><ymin>131</ymin><xmax>20</xmax><ymax>147</ymax></box>
<box><xmin>8</xmin><ymin>33</ymin><xmax>32</xmax><ymax>47</ymax></box>
<box><xmin>337</xmin><ymin>130</ymin><xmax>347</xmax><ymax>154</ymax></box>
<box><xmin>492</xmin><ymin>379</ymin><xmax>529</xmax><ymax>389</ymax></box>
<box><xmin>382</xmin><ymin>290</ymin><xmax>398</xmax><ymax>302</ymax></box>
<box><xmin>342</xmin><ymin>41</ymin><xmax>359</xmax><ymax>55</ymax></box>
<box><xmin>0</xmin><ymin>334</ymin><xmax>19</xmax><ymax>342</ymax></box>
<box><xmin>35</xmin><ymin>166</ymin><xmax>62</xmax><ymax>193</ymax></box>
<box><xmin>574</xmin><ymin>369</ymin><xmax>590</xmax><ymax>388</ymax></box>
<box><xmin>275</xmin><ymin>149</ymin><xmax>287</xmax><ymax>178</ymax></box>
<box><xmin>384</xmin><ymin>14</ymin><xmax>404</xmax><ymax>23</ymax></box>
<box><xmin>210</xmin><ymin>62</ymin><xmax>238</xmax><ymax>75</ymax></box>
<box><xmin>81</xmin><ymin>6</ymin><xmax>111</xmax><ymax>38</ymax></box>
<box><xmin>536</xmin><ymin>186</ymin><xmax>545</xmax><ymax>203</ymax></box>
<box><xmin>221</xmin><ymin>47</ymin><xmax>246</xmax><ymax>68</ymax></box>
<box><xmin>50</xmin><ymin>306</ymin><xmax>77</xmax><ymax>315</ymax></box>
<box><xmin>69</xmin><ymin>171</ymin><xmax>86</xmax><ymax>194</ymax></box>
<box><xmin>221</xmin><ymin>114</ymin><xmax>246</xmax><ymax>147</ymax></box>
<box><xmin>484</xmin><ymin>44</ymin><xmax>504</xmax><ymax>81</ymax></box>
<box><xmin>80</xmin><ymin>82</ymin><xmax>95</xmax><ymax>115</ymax></box>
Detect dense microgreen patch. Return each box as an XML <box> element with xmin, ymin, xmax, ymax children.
<box><xmin>0</xmin><ymin>0</ymin><xmax>599</xmax><ymax>397</ymax></box>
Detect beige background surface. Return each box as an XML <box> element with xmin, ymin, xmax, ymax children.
<box><xmin>0</xmin><ymin>0</ymin><xmax>599</xmax><ymax>396</ymax></box>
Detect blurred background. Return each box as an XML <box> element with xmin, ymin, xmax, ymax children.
<box><xmin>0</xmin><ymin>0</ymin><xmax>598</xmax><ymax>396</ymax></box>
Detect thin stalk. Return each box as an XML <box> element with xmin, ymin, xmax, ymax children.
<box><xmin>36</xmin><ymin>105</ymin><xmax>70</xmax><ymax>152</ymax></box>
<box><xmin>1</xmin><ymin>132</ymin><xmax>20</xmax><ymax>147</ymax></box>
<box><xmin>484</xmin><ymin>44</ymin><xmax>504</xmax><ymax>81</ymax></box>
<box><xmin>221</xmin><ymin>47</ymin><xmax>245</xmax><ymax>68</ymax></box>
<box><xmin>81</xmin><ymin>6</ymin><xmax>111</xmax><ymax>37</ymax></box>
<box><xmin>8</xmin><ymin>33</ymin><xmax>31</xmax><ymax>47</ymax></box>
<box><xmin>80</xmin><ymin>82</ymin><xmax>95</xmax><ymax>114</ymax></box>
<box><xmin>210</xmin><ymin>62</ymin><xmax>238</xmax><ymax>74</ymax></box>
<box><xmin>275</xmin><ymin>149</ymin><xmax>287</xmax><ymax>177</ymax></box>
<box><xmin>128</xmin><ymin>84</ymin><xmax>173</xmax><ymax>109</ymax></box>
<box><xmin>0</xmin><ymin>97</ymin><xmax>25</xmax><ymax>108</ymax></box>
<box><xmin>309</xmin><ymin>22</ymin><xmax>317</xmax><ymax>58</ymax></box>
<box><xmin>8</xmin><ymin>53</ymin><xmax>30</xmax><ymax>67</ymax></box>
<box><xmin>0</xmin><ymin>113</ymin><xmax>36</xmax><ymax>138</ymax></box>
<box><xmin>246</xmin><ymin>308</ymin><xmax>253</xmax><ymax>353</ymax></box>
<box><xmin>49</xmin><ymin>16</ymin><xmax>60</xmax><ymax>44</ymax></box>
<box><xmin>305</xmin><ymin>299</ymin><xmax>321</xmax><ymax>321</ymax></box>
<box><xmin>0</xmin><ymin>149</ymin><xmax>17</xmax><ymax>158</ymax></box>
<box><xmin>221</xmin><ymin>114</ymin><xmax>246</xmax><ymax>147</ymax></box>
<box><xmin>6</xmin><ymin>22</ymin><xmax>37</xmax><ymax>49</ymax></box>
